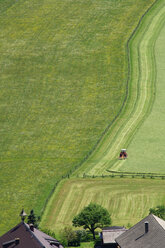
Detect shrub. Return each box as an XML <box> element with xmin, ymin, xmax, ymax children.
<box><xmin>75</xmin><ymin>230</ymin><xmax>91</xmax><ymax>242</ymax></box>
<box><xmin>60</xmin><ymin>226</ymin><xmax>80</xmax><ymax>247</ymax></box>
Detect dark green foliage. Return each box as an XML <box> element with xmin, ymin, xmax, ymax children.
<box><xmin>75</xmin><ymin>230</ymin><xmax>91</xmax><ymax>242</ymax></box>
<box><xmin>72</xmin><ymin>203</ymin><xmax>111</xmax><ymax>239</ymax></box>
<box><xmin>27</xmin><ymin>209</ymin><xmax>39</xmax><ymax>228</ymax></box>
<box><xmin>60</xmin><ymin>226</ymin><xmax>80</xmax><ymax>247</ymax></box>
<box><xmin>149</xmin><ymin>205</ymin><xmax>165</xmax><ymax>220</ymax></box>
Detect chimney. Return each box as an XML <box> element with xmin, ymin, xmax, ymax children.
<box><xmin>29</xmin><ymin>224</ymin><xmax>34</xmax><ymax>232</ymax></box>
<box><xmin>145</xmin><ymin>221</ymin><xmax>149</xmax><ymax>233</ymax></box>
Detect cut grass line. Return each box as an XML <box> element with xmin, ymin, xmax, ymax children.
<box><xmin>73</xmin><ymin>0</ymin><xmax>165</xmax><ymax>176</ymax></box>
<box><xmin>40</xmin><ymin>178</ymin><xmax>165</xmax><ymax>233</ymax></box>
<box><xmin>0</xmin><ymin>0</ymin><xmax>157</xmax><ymax>234</ymax></box>
<box><xmin>120</xmin><ymin>9</ymin><xmax>165</xmax><ymax>173</ymax></box>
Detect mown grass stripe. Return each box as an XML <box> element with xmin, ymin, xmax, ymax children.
<box><xmin>40</xmin><ymin>178</ymin><xmax>165</xmax><ymax>235</ymax></box>
<box><xmin>73</xmin><ymin>0</ymin><xmax>165</xmax><ymax>176</ymax></box>
<box><xmin>0</xmin><ymin>0</ymin><xmax>156</xmax><ymax>235</ymax></box>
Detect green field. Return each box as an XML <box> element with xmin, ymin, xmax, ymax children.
<box><xmin>41</xmin><ymin>0</ymin><xmax>165</xmax><ymax>237</ymax></box>
<box><xmin>40</xmin><ymin>178</ymin><xmax>165</xmax><ymax>233</ymax></box>
<box><xmin>73</xmin><ymin>0</ymin><xmax>165</xmax><ymax>176</ymax></box>
<box><xmin>0</xmin><ymin>0</ymin><xmax>156</xmax><ymax>234</ymax></box>
<box><xmin>120</xmin><ymin>13</ymin><xmax>165</xmax><ymax>173</ymax></box>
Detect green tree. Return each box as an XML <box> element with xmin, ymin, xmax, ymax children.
<box><xmin>72</xmin><ymin>203</ymin><xmax>111</xmax><ymax>239</ymax></box>
<box><xmin>149</xmin><ymin>205</ymin><xmax>165</xmax><ymax>220</ymax></box>
<box><xmin>27</xmin><ymin>209</ymin><xmax>39</xmax><ymax>228</ymax></box>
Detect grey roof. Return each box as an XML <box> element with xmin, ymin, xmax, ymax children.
<box><xmin>116</xmin><ymin>214</ymin><xmax>165</xmax><ymax>248</ymax></box>
<box><xmin>102</xmin><ymin>226</ymin><xmax>127</xmax><ymax>244</ymax></box>
<box><xmin>0</xmin><ymin>222</ymin><xmax>63</xmax><ymax>248</ymax></box>
<box><xmin>103</xmin><ymin>226</ymin><xmax>126</xmax><ymax>230</ymax></box>
<box><xmin>24</xmin><ymin>223</ymin><xmax>63</xmax><ymax>248</ymax></box>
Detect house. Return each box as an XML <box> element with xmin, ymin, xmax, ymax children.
<box><xmin>0</xmin><ymin>221</ymin><xmax>63</xmax><ymax>248</ymax></box>
<box><xmin>116</xmin><ymin>214</ymin><xmax>165</xmax><ymax>248</ymax></box>
<box><xmin>101</xmin><ymin>226</ymin><xmax>127</xmax><ymax>248</ymax></box>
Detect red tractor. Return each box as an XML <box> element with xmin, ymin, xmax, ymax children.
<box><xmin>119</xmin><ymin>149</ymin><xmax>128</xmax><ymax>160</ymax></box>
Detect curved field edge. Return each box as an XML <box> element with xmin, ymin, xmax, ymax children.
<box><xmin>40</xmin><ymin>178</ymin><xmax>165</xmax><ymax>234</ymax></box>
<box><xmin>0</xmin><ymin>0</ymin><xmax>156</xmax><ymax>235</ymax></box>
<box><xmin>119</xmin><ymin>14</ymin><xmax>165</xmax><ymax>173</ymax></box>
<box><xmin>73</xmin><ymin>0</ymin><xmax>165</xmax><ymax>177</ymax></box>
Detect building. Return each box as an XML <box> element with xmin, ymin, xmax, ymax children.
<box><xmin>0</xmin><ymin>221</ymin><xmax>63</xmax><ymax>248</ymax></box>
<box><xmin>101</xmin><ymin>226</ymin><xmax>127</xmax><ymax>248</ymax></box>
<box><xmin>116</xmin><ymin>214</ymin><xmax>165</xmax><ymax>248</ymax></box>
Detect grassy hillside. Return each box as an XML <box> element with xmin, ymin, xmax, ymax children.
<box><xmin>73</xmin><ymin>0</ymin><xmax>165</xmax><ymax>176</ymax></box>
<box><xmin>0</xmin><ymin>0</ymin><xmax>155</xmax><ymax>234</ymax></box>
<box><xmin>41</xmin><ymin>0</ymin><xmax>165</xmax><ymax>237</ymax></box>
<box><xmin>120</xmin><ymin>13</ymin><xmax>165</xmax><ymax>173</ymax></box>
<box><xmin>40</xmin><ymin>178</ymin><xmax>165</xmax><ymax>234</ymax></box>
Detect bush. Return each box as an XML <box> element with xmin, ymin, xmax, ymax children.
<box><xmin>75</xmin><ymin>230</ymin><xmax>91</xmax><ymax>242</ymax></box>
<box><xmin>60</xmin><ymin>226</ymin><xmax>80</xmax><ymax>247</ymax></box>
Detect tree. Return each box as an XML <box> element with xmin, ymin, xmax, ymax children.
<box><xmin>27</xmin><ymin>209</ymin><xmax>39</xmax><ymax>228</ymax></box>
<box><xmin>72</xmin><ymin>203</ymin><xmax>111</xmax><ymax>239</ymax></box>
<box><xmin>149</xmin><ymin>205</ymin><xmax>165</xmax><ymax>220</ymax></box>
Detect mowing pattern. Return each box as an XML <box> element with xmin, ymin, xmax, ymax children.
<box><xmin>0</xmin><ymin>0</ymin><xmax>155</xmax><ymax>234</ymax></box>
<box><xmin>40</xmin><ymin>178</ymin><xmax>165</xmax><ymax>233</ymax></box>
<box><xmin>73</xmin><ymin>0</ymin><xmax>165</xmax><ymax>177</ymax></box>
<box><xmin>120</xmin><ymin>12</ymin><xmax>165</xmax><ymax>173</ymax></box>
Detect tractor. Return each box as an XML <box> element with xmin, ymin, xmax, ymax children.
<box><xmin>119</xmin><ymin>149</ymin><xmax>128</xmax><ymax>159</ymax></box>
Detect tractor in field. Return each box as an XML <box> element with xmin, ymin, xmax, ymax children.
<box><xmin>119</xmin><ymin>149</ymin><xmax>127</xmax><ymax>159</ymax></box>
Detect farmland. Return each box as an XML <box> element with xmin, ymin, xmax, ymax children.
<box><xmin>73</xmin><ymin>0</ymin><xmax>165</xmax><ymax>176</ymax></box>
<box><xmin>40</xmin><ymin>178</ymin><xmax>165</xmax><ymax>233</ymax></box>
<box><xmin>119</xmin><ymin>14</ymin><xmax>165</xmax><ymax>173</ymax></box>
<box><xmin>0</xmin><ymin>0</ymin><xmax>156</xmax><ymax>234</ymax></box>
<box><xmin>41</xmin><ymin>0</ymin><xmax>165</xmax><ymax>236</ymax></box>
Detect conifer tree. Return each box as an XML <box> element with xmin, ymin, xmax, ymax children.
<box><xmin>27</xmin><ymin>209</ymin><xmax>38</xmax><ymax>228</ymax></box>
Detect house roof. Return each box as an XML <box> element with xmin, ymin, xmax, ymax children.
<box><xmin>102</xmin><ymin>226</ymin><xmax>127</xmax><ymax>244</ymax></box>
<box><xmin>0</xmin><ymin>222</ymin><xmax>63</xmax><ymax>248</ymax></box>
<box><xmin>116</xmin><ymin>214</ymin><xmax>165</xmax><ymax>248</ymax></box>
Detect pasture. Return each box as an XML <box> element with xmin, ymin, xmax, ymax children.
<box><xmin>0</xmin><ymin>0</ymin><xmax>155</xmax><ymax>234</ymax></box>
<box><xmin>73</xmin><ymin>0</ymin><xmax>165</xmax><ymax>176</ymax></box>
<box><xmin>40</xmin><ymin>178</ymin><xmax>165</xmax><ymax>234</ymax></box>
<box><xmin>120</xmin><ymin>14</ymin><xmax>165</xmax><ymax>173</ymax></box>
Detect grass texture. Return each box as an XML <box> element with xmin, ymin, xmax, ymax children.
<box><xmin>0</xmin><ymin>0</ymin><xmax>155</xmax><ymax>234</ymax></box>
<box><xmin>73</xmin><ymin>0</ymin><xmax>165</xmax><ymax>177</ymax></box>
<box><xmin>120</xmin><ymin>12</ymin><xmax>165</xmax><ymax>173</ymax></box>
<box><xmin>40</xmin><ymin>178</ymin><xmax>165</xmax><ymax>233</ymax></box>
<box><xmin>42</xmin><ymin>0</ymin><xmax>165</xmax><ymax>235</ymax></box>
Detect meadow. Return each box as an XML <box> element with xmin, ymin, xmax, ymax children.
<box><xmin>0</xmin><ymin>0</ymin><xmax>156</xmax><ymax>234</ymax></box>
<box><xmin>120</xmin><ymin>13</ymin><xmax>165</xmax><ymax>173</ymax></box>
<box><xmin>73</xmin><ymin>0</ymin><xmax>165</xmax><ymax>176</ymax></box>
<box><xmin>41</xmin><ymin>0</ymin><xmax>165</xmax><ymax>237</ymax></box>
<box><xmin>40</xmin><ymin>178</ymin><xmax>165</xmax><ymax>234</ymax></box>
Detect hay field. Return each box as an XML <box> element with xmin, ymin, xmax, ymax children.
<box><xmin>41</xmin><ymin>0</ymin><xmax>165</xmax><ymax>236</ymax></box>
<box><xmin>73</xmin><ymin>0</ymin><xmax>165</xmax><ymax>176</ymax></box>
<box><xmin>40</xmin><ymin>178</ymin><xmax>165</xmax><ymax>233</ymax></box>
<box><xmin>0</xmin><ymin>0</ymin><xmax>155</xmax><ymax>234</ymax></box>
<box><xmin>119</xmin><ymin>10</ymin><xmax>165</xmax><ymax>173</ymax></box>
